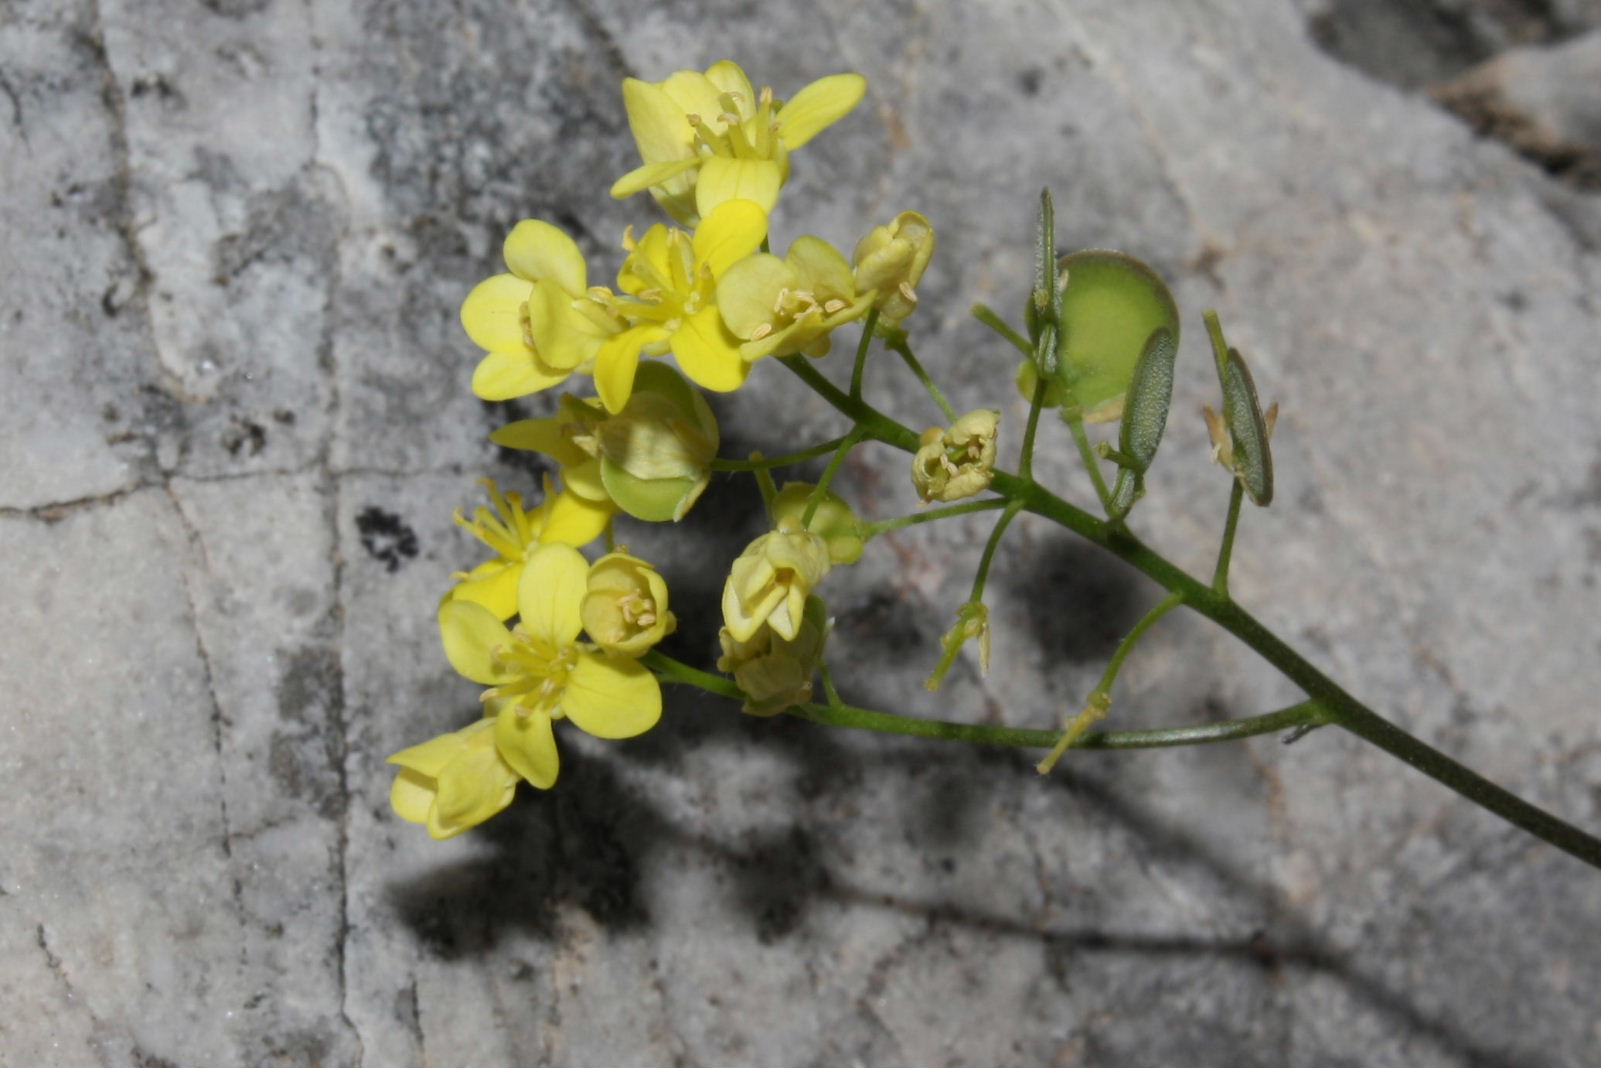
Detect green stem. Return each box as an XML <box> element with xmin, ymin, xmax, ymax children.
<box><xmin>711</xmin><ymin>437</ymin><xmax>851</xmax><ymax>472</ymax></box>
<box><xmin>1093</xmin><ymin>590</ymin><xmax>1185</xmax><ymax>697</ymax></box>
<box><xmin>819</xmin><ymin>660</ymin><xmax>844</xmax><ymax>707</ymax></box>
<box><xmin>791</xmin><ymin>698</ymin><xmax>1329</xmax><ymax>751</ymax></box>
<box><xmin>646</xmin><ymin>647</ymin><xmax>1329</xmax><ymax>751</ymax></box>
<box><xmin>971</xmin><ymin>302</ymin><xmax>1034</xmax><ymax>357</ymax></box>
<box><xmin>970</xmin><ymin>498</ymin><xmax>1024</xmax><ymax>604</ymax></box>
<box><xmin>1064</xmin><ymin>409</ymin><xmax>1115</xmax><ymax>516</ymax></box>
<box><xmin>1018</xmin><ymin>371</ymin><xmax>1049</xmax><ymax>484</ymax></box>
<box><xmin>1213</xmin><ymin>480</ymin><xmax>1245</xmax><ymax>595</ymax></box>
<box><xmin>850</xmin><ymin>308</ymin><xmax>879</xmax><ymax>400</ymax></box>
<box><xmin>803</xmin><ymin>427</ymin><xmax>865</xmax><ymax>527</ymax></box>
<box><xmin>775</xmin><ymin>355</ymin><xmax>1601</xmax><ymax>871</ymax></box>
<box><xmin>644</xmin><ymin>649</ymin><xmax>744</xmax><ymax>699</ymax></box>
<box><xmin>861</xmin><ymin>498</ymin><xmax>1007</xmax><ymax>537</ymax></box>
<box><xmin>889</xmin><ymin>338</ymin><xmax>958</xmax><ymax>422</ymax></box>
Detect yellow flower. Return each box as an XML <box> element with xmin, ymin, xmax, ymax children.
<box><xmin>439</xmin><ymin>544</ymin><xmax>663</xmax><ymax>790</ymax></box>
<box><xmin>460</xmin><ymin>219</ymin><xmax>624</xmax><ymax>402</ymax></box>
<box><xmin>581</xmin><ymin>551</ymin><xmax>676</xmax><ymax>656</ymax></box>
<box><xmin>852</xmin><ymin>211</ymin><xmax>936</xmax><ymax>325</ymax></box>
<box><xmin>596</xmin><ymin>199</ymin><xmax>768</xmax><ymax>411</ymax></box>
<box><xmin>769</xmin><ymin>482</ymin><xmax>865</xmax><ymax>564</ymax></box>
<box><xmin>717</xmin><ymin>595</ymin><xmax>830</xmax><ymax>717</ymax></box>
<box><xmin>493</xmin><ymin>363</ymin><xmax>720</xmax><ymax>523</ymax></box>
<box><xmin>447</xmin><ymin>476</ymin><xmax>614</xmax><ymax>620</ymax></box>
<box><xmin>721</xmin><ymin>521</ymin><xmax>833</xmax><ymax>643</ymax></box>
<box><xmin>388</xmin><ymin>719</ymin><xmax>519</xmax><ymax>840</ymax></box>
<box><xmin>911</xmin><ymin>409</ymin><xmax>1000</xmax><ymax>503</ymax></box>
<box><xmin>716</xmin><ymin>235</ymin><xmax>874</xmax><ymax>361</ymax></box>
<box><xmin>611</xmin><ymin>60</ymin><xmax>867</xmax><ymax>226</ymax></box>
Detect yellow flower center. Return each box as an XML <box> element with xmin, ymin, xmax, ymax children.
<box><xmin>454</xmin><ymin>480</ymin><xmax>537</xmax><ymax>562</ymax></box>
<box><xmin>747</xmin><ymin>286</ymin><xmax>848</xmax><ymax>342</ymax></box>
<box><xmin>485</xmin><ymin>625</ymin><xmax>579</xmax><ymax>719</ymax></box>
<box><xmin>616</xmin><ymin>227</ymin><xmax>712</xmax><ymax>329</ymax></box>
<box><xmin>687</xmin><ymin>86</ymin><xmax>780</xmax><ymax>161</ymax></box>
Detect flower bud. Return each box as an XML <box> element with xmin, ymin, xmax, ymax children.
<box><xmin>769</xmin><ymin>482</ymin><xmax>865</xmax><ymax>564</ymax></box>
<box><xmin>717</xmin><ymin>596</ymin><xmax>830</xmax><ymax>716</ymax></box>
<box><xmin>911</xmin><ymin>409</ymin><xmax>999</xmax><ymax>503</ymax></box>
<box><xmin>581</xmin><ymin>551</ymin><xmax>676</xmax><ymax>656</ymax></box>
<box><xmin>852</xmin><ymin>211</ymin><xmax>935</xmax><ymax>324</ymax></box>
<box><xmin>722</xmin><ymin>523</ymin><xmax>833</xmax><ymax>643</ymax></box>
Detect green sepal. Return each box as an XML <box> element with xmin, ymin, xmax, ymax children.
<box><xmin>1221</xmin><ymin>348</ymin><xmax>1274</xmax><ymax>506</ymax></box>
<box><xmin>1117</xmin><ymin>326</ymin><xmax>1177</xmax><ymax>472</ymax></box>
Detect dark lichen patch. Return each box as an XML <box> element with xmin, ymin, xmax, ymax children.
<box><xmin>356</xmin><ymin>507</ymin><xmax>419</xmax><ymax>572</ymax></box>
<box><xmin>221</xmin><ymin>417</ymin><xmax>267</xmax><ymax>457</ymax></box>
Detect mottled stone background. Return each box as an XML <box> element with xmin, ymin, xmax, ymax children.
<box><xmin>3</xmin><ymin>0</ymin><xmax>1600</xmax><ymax>1064</ymax></box>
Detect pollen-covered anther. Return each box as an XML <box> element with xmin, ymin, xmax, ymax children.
<box><xmin>822</xmin><ymin>298</ymin><xmax>847</xmax><ymax>315</ymax></box>
<box><xmin>749</xmin><ymin>322</ymin><xmax>774</xmax><ymax>341</ymax></box>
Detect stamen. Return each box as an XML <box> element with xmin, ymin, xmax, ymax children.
<box><xmin>750</xmin><ymin>323</ymin><xmax>773</xmax><ymax>341</ymax></box>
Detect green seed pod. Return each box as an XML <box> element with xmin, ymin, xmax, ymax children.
<box><xmin>1117</xmin><ymin>326</ymin><xmax>1177</xmax><ymax>473</ymax></box>
<box><xmin>1221</xmin><ymin>348</ymin><xmax>1274</xmax><ymax>506</ymax></box>
<box><xmin>1051</xmin><ymin>250</ymin><xmax>1180</xmax><ymax>423</ymax></box>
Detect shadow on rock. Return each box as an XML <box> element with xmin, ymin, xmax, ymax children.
<box><xmin>386</xmin><ymin>748</ymin><xmax>652</xmax><ymax>958</ymax></box>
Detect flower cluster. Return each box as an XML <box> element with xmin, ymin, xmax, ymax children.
<box><xmin>390</xmin><ymin>61</ymin><xmax>950</xmax><ymax>840</ymax></box>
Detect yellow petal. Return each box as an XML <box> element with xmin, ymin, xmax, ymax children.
<box><xmin>388</xmin><ymin>726</ymin><xmax>475</xmax><ymax>778</ymax></box>
<box><xmin>517</xmin><ymin>543</ymin><xmax>588</xmax><ymax>648</ymax></box>
<box><xmin>703</xmin><ymin>60</ymin><xmax>756</xmax><ymax>115</ymax></box>
<box><xmin>522</xmin><ymin>280</ymin><xmax>592</xmax><ymax>372</ymax></box>
<box><xmin>787</xmin><ymin>234</ymin><xmax>855</xmax><ymax>295</ymax></box>
<box><xmin>695</xmin><ymin>157</ymin><xmax>782</xmax><ymax>221</ymax></box>
<box><xmin>447</xmin><ymin>559</ymin><xmax>522</xmax><ymax>621</ymax></box>
<box><xmin>692</xmin><ymin>199</ymin><xmax>769</xmax><ymax>277</ymax></box>
<box><xmin>560</xmin><ymin>456</ymin><xmax>610</xmax><ymax>502</ymax></box>
<box><xmin>490</xmin><ymin>417</ymin><xmax>589</xmax><ymax>467</ymax></box>
<box><xmin>439</xmin><ymin>600</ymin><xmax>515</xmax><ymax>685</ymax></box>
<box><xmin>672</xmin><ymin>307</ymin><xmax>751</xmax><ymax>391</ymax></box>
<box><xmin>594</xmin><ymin>329</ymin><xmax>647</xmax><ymax>413</ymax></box>
<box><xmin>503</xmin><ymin>220</ymin><xmax>586</xmax><ymax>295</ymax></box>
<box><xmin>540</xmin><ymin>487</ymin><xmax>614</xmax><ymax>547</ymax></box>
<box><xmin>716</xmin><ymin>253</ymin><xmax>791</xmax><ymax>339</ymax></box>
<box><xmin>389</xmin><ymin>768</ymin><xmax>437</xmax><ymax>826</ymax></box>
<box><xmin>622</xmin><ymin>76</ymin><xmax>695</xmax><ymax>165</ymax></box>
<box><xmin>610</xmin><ymin>158</ymin><xmax>701</xmax><ymax>199</ymax></box>
<box><xmin>494</xmin><ymin>705</ymin><xmax>560</xmax><ymax>790</ymax></box>
<box><xmin>471</xmin><ymin>349</ymin><xmax>570</xmax><ymax>402</ymax></box>
<box><xmin>461</xmin><ymin>273</ymin><xmax>534</xmax><ymax>354</ymax></box>
<box><xmin>656</xmin><ymin>69</ymin><xmax>725</xmax><ymax>125</ymax></box>
<box><xmin>564</xmin><ymin>651</ymin><xmax>662</xmax><ymax>739</ymax></box>
<box><xmin>778</xmin><ymin>73</ymin><xmax>867</xmax><ymax>148</ymax></box>
<box><xmin>431</xmin><ymin>731</ymin><xmax>519</xmax><ymax>836</ymax></box>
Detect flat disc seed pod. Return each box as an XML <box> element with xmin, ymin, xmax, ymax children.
<box><xmin>1051</xmin><ymin>250</ymin><xmax>1181</xmax><ymax>423</ymax></box>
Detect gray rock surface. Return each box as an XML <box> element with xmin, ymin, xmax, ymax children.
<box><xmin>3</xmin><ymin>0</ymin><xmax>1600</xmax><ymax>1065</ymax></box>
<box><xmin>1435</xmin><ymin>29</ymin><xmax>1601</xmax><ymax>188</ymax></box>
